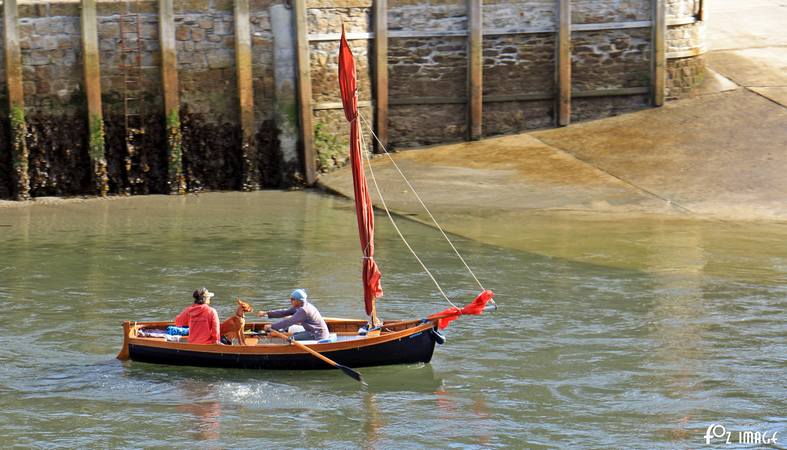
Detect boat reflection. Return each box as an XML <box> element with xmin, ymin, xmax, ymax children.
<box><xmin>357</xmin><ymin>364</ymin><xmax>445</xmax><ymax>448</ymax></box>
<box><xmin>362</xmin><ymin>363</ymin><xmax>444</xmax><ymax>393</ymax></box>
<box><xmin>175</xmin><ymin>380</ymin><xmax>222</xmax><ymax>441</ymax></box>
<box><xmin>362</xmin><ymin>391</ymin><xmax>385</xmax><ymax>450</ymax></box>
<box><xmin>434</xmin><ymin>385</ymin><xmax>491</xmax><ymax>445</ymax></box>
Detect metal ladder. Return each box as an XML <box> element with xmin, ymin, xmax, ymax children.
<box><xmin>119</xmin><ymin>8</ymin><xmax>146</xmax><ymax>193</ymax></box>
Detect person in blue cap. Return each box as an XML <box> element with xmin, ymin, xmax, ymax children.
<box><xmin>258</xmin><ymin>289</ymin><xmax>330</xmax><ymax>341</ymax></box>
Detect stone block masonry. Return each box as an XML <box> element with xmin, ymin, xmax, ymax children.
<box><xmin>0</xmin><ymin>0</ymin><xmax>296</xmax><ymax>197</ymax></box>
<box><xmin>482</xmin><ymin>0</ymin><xmax>555</xmax><ymax>31</ymax></box>
<box><xmin>0</xmin><ymin>0</ymin><xmax>706</xmax><ymax>199</ymax></box>
<box><xmin>666</xmin><ymin>54</ymin><xmax>704</xmax><ymax>98</ymax></box>
<box><xmin>571</xmin><ymin>28</ymin><xmax>651</xmax><ymax>91</ymax></box>
<box><xmin>0</xmin><ymin>18</ymin><xmax>9</xmax><ymax>199</ymax></box>
<box><xmin>16</xmin><ymin>4</ymin><xmax>90</xmax><ymax>197</ymax></box>
<box><xmin>305</xmin><ymin>4</ymin><xmax>374</xmax><ymax>172</ymax></box>
<box><xmin>381</xmin><ymin>0</ymin><xmax>705</xmax><ymax>145</ymax></box>
<box><xmin>571</xmin><ymin>0</ymin><xmax>650</xmax><ymax>23</ymax></box>
<box><xmin>482</xmin><ymin>34</ymin><xmax>556</xmax><ymax>97</ymax></box>
<box><xmin>0</xmin><ymin>19</ymin><xmax>4</xmax><ymax>97</ymax></box>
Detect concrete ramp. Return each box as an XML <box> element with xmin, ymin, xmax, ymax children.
<box><xmin>531</xmin><ymin>89</ymin><xmax>787</xmax><ymax>220</ymax></box>
<box><xmin>320</xmin><ymin>134</ymin><xmax>668</xmax><ymax>217</ymax></box>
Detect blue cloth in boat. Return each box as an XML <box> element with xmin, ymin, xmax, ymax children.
<box><xmin>166</xmin><ymin>325</ymin><xmax>189</xmax><ymax>336</ymax></box>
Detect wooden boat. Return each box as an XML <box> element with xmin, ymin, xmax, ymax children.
<box><xmin>118</xmin><ymin>318</ymin><xmax>442</xmax><ymax>370</ymax></box>
<box><xmin>117</xmin><ymin>29</ymin><xmax>495</xmax><ymax>372</ymax></box>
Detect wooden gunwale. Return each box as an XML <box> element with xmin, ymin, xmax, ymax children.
<box><xmin>122</xmin><ymin>318</ymin><xmax>436</xmax><ymax>357</ymax></box>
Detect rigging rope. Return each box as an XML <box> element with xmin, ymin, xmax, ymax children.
<box><xmin>358</xmin><ymin>118</ymin><xmax>459</xmax><ymax>309</ymax></box>
<box><xmin>358</xmin><ymin>113</ymin><xmax>486</xmax><ymax>292</ymax></box>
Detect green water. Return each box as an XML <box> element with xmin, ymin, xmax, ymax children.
<box><xmin>0</xmin><ymin>191</ymin><xmax>785</xmax><ymax>448</ymax></box>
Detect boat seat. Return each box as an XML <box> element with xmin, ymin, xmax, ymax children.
<box><xmin>319</xmin><ymin>333</ymin><xmax>338</xmax><ymax>343</ymax></box>
<box><xmin>296</xmin><ymin>333</ymin><xmax>337</xmax><ymax>345</ymax></box>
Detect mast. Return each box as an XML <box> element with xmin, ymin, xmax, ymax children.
<box><xmin>338</xmin><ymin>27</ymin><xmax>383</xmax><ymax>326</ymax></box>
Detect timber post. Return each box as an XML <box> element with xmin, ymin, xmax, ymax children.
<box><xmin>80</xmin><ymin>0</ymin><xmax>109</xmax><ymax>196</ymax></box>
<box><xmin>374</xmin><ymin>0</ymin><xmax>388</xmax><ymax>150</ymax></box>
<box><xmin>293</xmin><ymin>0</ymin><xmax>316</xmax><ymax>185</ymax></box>
<box><xmin>556</xmin><ymin>0</ymin><xmax>571</xmax><ymax>126</ymax></box>
<box><xmin>158</xmin><ymin>0</ymin><xmax>185</xmax><ymax>194</ymax></box>
<box><xmin>467</xmin><ymin>0</ymin><xmax>482</xmax><ymax>140</ymax></box>
<box><xmin>235</xmin><ymin>0</ymin><xmax>259</xmax><ymax>190</ymax></box>
<box><xmin>270</xmin><ymin>4</ymin><xmax>299</xmax><ymax>171</ymax></box>
<box><xmin>652</xmin><ymin>0</ymin><xmax>666</xmax><ymax>106</ymax></box>
<box><xmin>3</xmin><ymin>0</ymin><xmax>30</xmax><ymax>200</ymax></box>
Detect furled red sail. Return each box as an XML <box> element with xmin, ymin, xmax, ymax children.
<box><xmin>338</xmin><ymin>28</ymin><xmax>383</xmax><ymax>323</ymax></box>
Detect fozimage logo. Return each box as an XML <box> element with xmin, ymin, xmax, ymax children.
<box><xmin>704</xmin><ymin>424</ymin><xmax>779</xmax><ymax>445</ymax></box>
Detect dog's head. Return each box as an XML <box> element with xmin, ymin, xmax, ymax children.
<box><xmin>237</xmin><ymin>299</ymin><xmax>253</xmax><ymax>313</ymax></box>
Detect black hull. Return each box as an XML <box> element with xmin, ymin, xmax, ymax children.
<box><xmin>128</xmin><ymin>329</ymin><xmax>438</xmax><ymax>370</ymax></box>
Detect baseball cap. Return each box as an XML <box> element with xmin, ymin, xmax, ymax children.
<box><xmin>290</xmin><ymin>289</ymin><xmax>307</xmax><ymax>301</ymax></box>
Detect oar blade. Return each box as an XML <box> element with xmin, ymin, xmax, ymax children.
<box><xmin>337</xmin><ymin>364</ymin><xmax>365</xmax><ymax>385</ymax></box>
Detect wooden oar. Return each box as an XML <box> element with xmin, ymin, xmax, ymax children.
<box><xmin>267</xmin><ymin>329</ymin><xmax>365</xmax><ymax>385</ymax></box>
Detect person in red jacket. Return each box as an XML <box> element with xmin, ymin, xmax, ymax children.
<box><xmin>175</xmin><ymin>287</ymin><xmax>221</xmax><ymax>345</ymax></box>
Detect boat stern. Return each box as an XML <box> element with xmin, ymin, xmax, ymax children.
<box><xmin>117</xmin><ymin>321</ymin><xmax>132</xmax><ymax>361</ymax></box>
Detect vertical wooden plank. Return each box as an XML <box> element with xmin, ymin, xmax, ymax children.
<box><xmin>81</xmin><ymin>0</ymin><xmax>108</xmax><ymax>196</ymax></box>
<box><xmin>293</xmin><ymin>0</ymin><xmax>316</xmax><ymax>185</ymax></box>
<box><xmin>556</xmin><ymin>0</ymin><xmax>571</xmax><ymax>126</ymax></box>
<box><xmin>2</xmin><ymin>0</ymin><xmax>24</xmax><ymax>112</ymax></box>
<box><xmin>270</xmin><ymin>5</ymin><xmax>299</xmax><ymax>170</ymax></box>
<box><xmin>3</xmin><ymin>0</ymin><xmax>30</xmax><ymax>199</ymax></box>
<box><xmin>374</xmin><ymin>0</ymin><xmax>389</xmax><ymax>150</ymax></box>
<box><xmin>159</xmin><ymin>0</ymin><xmax>184</xmax><ymax>194</ymax></box>
<box><xmin>235</xmin><ymin>0</ymin><xmax>259</xmax><ymax>190</ymax></box>
<box><xmin>652</xmin><ymin>0</ymin><xmax>666</xmax><ymax>106</ymax></box>
<box><xmin>467</xmin><ymin>0</ymin><xmax>482</xmax><ymax>140</ymax></box>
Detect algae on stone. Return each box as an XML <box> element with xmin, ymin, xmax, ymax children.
<box><xmin>314</xmin><ymin>122</ymin><xmax>348</xmax><ymax>173</ymax></box>
<box><xmin>9</xmin><ymin>104</ymin><xmax>31</xmax><ymax>200</ymax></box>
<box><xmin>88</xmin><ymin>113</ymin><xmax>109</xmax><ymax>196</ymax></box>
<box><xmin>166</xmin><ymin>109</ymin><xmax>185</xmax><ymax>194</ymax></box>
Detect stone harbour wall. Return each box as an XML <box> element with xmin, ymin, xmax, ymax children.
<box><xmin>380</xmin><ymin>0</ymin><xmax>705</xmax><ymax>148</ymax></box>
<box><xmin>306</xmin><ymin>4</ymin><xmax>374</xmax><ymax>171</ymax></box>
<box><xmin>0</xmin><ymin>0</ymin><xmax>706</xmax><ymax>198</ymax></box>
<box><xmin>17</xmin><ymin>5</ymin><xmax>94</xmax><ymax>196</ymax></box>
<box><xmin>571</xmin><ymin>0</ymin><xmax>650</xmax><ymax>23</ymax></box>
<box><xmin>667</xmin><ymin>0</ymin><xmax>701</xmax><ymax>17</ymax></box>
<box><xmin>571</xmin><ymin>28</ymin><xmax>651</xmax><ymax>91</ymax></box>
<box><xmin>482</xmin><ymin>0</ymin><xmax>555</xmax><ymax>30</ymax></box>
<box><xmin>388</xmin><ymin>35</ymin><xmax>468</xmax><ymax>146</ymax></box>
<box><xmin>665</xmin><ymin>2</ymin><xmax>705</xmax><ymax>98</ymax></box>
<box><xmin>0</xmin><ymin>0</ymin><xmax>296</xmax><ymax>198</ymax></box>
<box><xmin>666</xmin><ymin>54</ymin><xmax>704</xmax><ymax>98</ymax></box>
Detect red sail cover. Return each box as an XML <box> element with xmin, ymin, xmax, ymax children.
<box><xmin>428</xmin><ymin>290</ymin><xmax>495</xmax><ymax>330</ymax></box>
<box><xmin>338</xmin><ymin>29</ymin><xmax>383</xmax><ymax>316</ymax></box>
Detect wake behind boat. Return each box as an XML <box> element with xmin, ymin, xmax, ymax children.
<box><xmin>117</xmin><ymin>28</ymin><xmax>496</xmax><ymax>374</ymax></box>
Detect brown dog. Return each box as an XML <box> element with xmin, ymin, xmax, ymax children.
<box><xmin>220</xmin><ymin>299</ymin><xmax>253</xmax><ymax>345</ymax></box>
